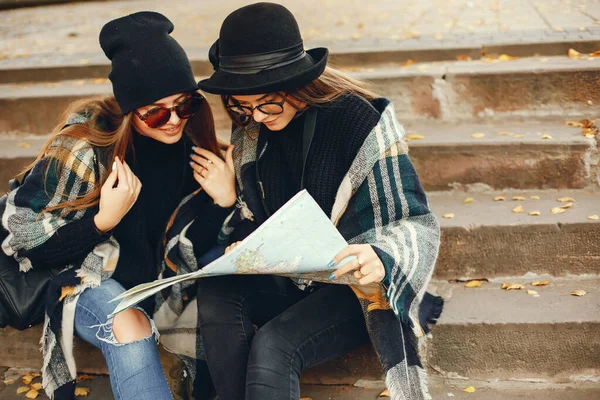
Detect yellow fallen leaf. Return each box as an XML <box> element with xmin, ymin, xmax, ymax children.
<box><xmin>566</xmin><ymin>120</ymin><xmax>587</xmax><ymax>128</ymax></box>
<box><xmin>502</xmin><ymin>283</ymin><xmax>524</xmax><ymax>290</ymax></box>
<box><xmin>406</xmin><ymin>134</ymin><xmax>425</xmax><ymax>140</ymax></box>
<box><xmin>561</xmin><ymin>202</ymin><xmax>574</xmax><ymax>209</ymax></box>
<box><xmin>538</xmin><ymin>57</ymin><xmax>549</xmax><ymax>62</ymax></box>
<box><xmin>22</xmin><ymin>375</ymin><xmax>34</xmax><ymax>385</ymax></box>
<box><xmin>512</xmin><ymin>196</ymin><xmax>526</xmax><ymax>201</ymax></box>
<box><xmin>75</xmin><ymin>387</ymin><xmax>91</xmax><ymax>396</ymax></box>
<box><xmin>557</xmin><ymin>197</ymin><xmax>575</xmax><ymax>202</ymax></box>
<box><xmin>493</xmin><ymin>196</ymin><xmax>505</xmax><ymax>201</ymax></box>
<box><xmin>464</xmin><ymin>280</ymin><xmax>482</xmax><ymax>288</ymax></box>
<box><xmin>76</xmin><ymin>374</ymin><xmax>94</xmax><ymax>383</ymax></box>
<box><xmin>532</xmin><ymin>281</ymin><xmax>550</xmax><ymax>287</ymax></box>
<box><xmin>434</xmin><ymin>33</ymin><xmax>444</xmax><ymax>40</ymax></box>
<box><xmin>568</xmin><ymin>48</ymin><xmax>582</xmax><ymax>59</ymax></box>
<box><xmin>30</xmin><ymin>374</ymin><xmax>40</xmax><ymax>378</ymax></box>
<box><xmin>498</xmin><ymin>131</ymin><xmax>514</xmax><ymax>136</ymax></box>
<box><xmin>512</xmin><ymin>205</ymin><xmax>525</xmax><ymax>213</ymax></box>
<box><xmin>589</xmin><ymin>215</ymin><xmax>599</xmax><ymax>220</ymax></box>
<box><xmin>527</xmin><ymin>290</ymin><xmax>539</xmax><ymax>295</ymax></box>
<box><xmin>571</xmin><ymin>289</ymin><xmax>586</xmax><ymax>297</ymax></box>
<box><xmin>379</xmin><ymin>389</ymin><xmax>391</xmax><ymax>397</ymax></box>
<box><xmin>464</xmin><ymin>386</ymin><xmax>476</xmax><ymax>393</ymax></box>
<box><xmin>401</xmin><ymin>59</ymin><xmax>416</xmax><ymax>67</ymax></box>
<box><xmin>300</xmin><ymin>398</ymin><xmax>313</xmax><ymax>400</ymax></box>
<box><xmin>472</xmin><ymin>133</ymin><xmax>485</xmax><ymax>138</ymax></box>
<box><xmin>550</xmin><ymin>207</ymin><xmax>566</xmax><ymax>214</ymax></box>
<box><xmin>30</xmin><ymin>383</ymin><xmax>42</xmax><ymax>390</ymax></box>
<box><xmin>589</xmin><ymin>51</ymin><xmax>600</xmax><ymax>57</ymax></box>
<box><xmin>3</xmin><ymin>379</ymin><xmax>15</xmax><ymax>385</ymax></box>
<box><xmin>529</xmin><ymin>211</ymin><xmax>541</xmax><ymax>216</ymax></box>
<box><xmin>541</xmin><ymin>134</ymin><xmax>552</xmax><ymax>139</ymax></box>
<box><xmin>498</xmin><ymin>54</ymin><xmax>518</xmax><ymax>61</ymax></box>
<box><xmin>555</xmin><ymin>27</ymin><xmax>565</xmax><ymax>32</ymax></box>
<box><xmin>92</xmin><ymin>78</ymin><xmax>109</xmax><ymax>84</ymax></box>
<box><xmin>442</xmin><ymin>213</ymin><xmax>455</xmax><ymax>219</ymax></box>
<box><xmin>585</xmin><ymin>133</ymin><xmax>596</xmax><ymax>139</ymax></box>
<box><xmin>17</xmin><ymin>386</ymin><xmax>30</xmax><ymax>394</ymax></box>
<box><xmin>456</xmin><ymin>55</ymin><xmax>472</xmax><ymax>61</ymax></box>
<box><xmin>530</xmin><ymin>195</ymin><xmax>540</xmax><ymax>200</ymax></box>
<box><xmin>464</xmin><ymin>198</ymin><xmax>474</xmax><ymax>204</ymax></box>
<box><xmin>17</xmin><ymin>142</ymin><xmax>30</xmax><ymax>148</ymax></box>
<box><xmin>25</xmin><ymin>389</ymin><xmax>39</xmax><ymax>399</ymax></box>
<box><xmin>513</xmin><ymin>134</ymin><xmax>524</xmax><ymax>138</ymax></box>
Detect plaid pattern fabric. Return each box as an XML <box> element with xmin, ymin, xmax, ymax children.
<box><xmin>1</xmin><ymin>133</ymin><xmax>120</xmax><ymax>398</ymax></box>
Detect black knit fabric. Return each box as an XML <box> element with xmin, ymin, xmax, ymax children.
<box><xmin>232</xmin><ymin>93</ymin><xmax>380</xmax><ymax>242</ymax></box>
<box><xmin>99</xmin><ymin>12</ymin><xmax>198</xmax><ymax>114</ymax></box>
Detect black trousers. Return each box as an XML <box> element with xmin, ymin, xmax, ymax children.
<box><xmin>195</xmin><ymin>275</ymin><xmax>369</xmax><ymax>400</ymax></box>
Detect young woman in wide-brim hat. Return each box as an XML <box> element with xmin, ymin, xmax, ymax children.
<box><xmin>194</xmin><ymin>3</ymin><xmax>443</xmax><ymax>399</ymax></box>
<box><xmin>2</xmin><ymin>12</ymin><xmax>235</xmax><ymax>400</ymax></box>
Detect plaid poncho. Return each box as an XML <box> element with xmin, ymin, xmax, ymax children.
<box><xmin>1</xmin><ymin>133</ymin><xmax>120</xmax><ymax>397</ymax></box>
<box><xmin>155</xmin><ymin>98</ymin><xmax>442</xmax><ymax>400</ymax></box>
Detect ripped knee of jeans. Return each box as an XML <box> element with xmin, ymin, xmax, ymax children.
<box><xmin>91</xmin><ymin>307</ymin><xmax>160</xmax><ymax>347</ymax></box>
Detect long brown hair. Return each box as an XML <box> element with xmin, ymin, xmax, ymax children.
<box><xmin>220</xmin><ymin>66</ymin><xmax>380</xmax><ymax>125</ymax></box>
<box><xmin>26</xmin><ymin>93</ymin><xmax>217</xmax><ymax>214</ymax></box>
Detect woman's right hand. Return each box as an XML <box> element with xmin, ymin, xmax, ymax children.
<box><xmin>94</xmin><ymin>157</ymin><xmax>142</xmax><ymax>232</ymax></box>
<box><xmin>224</xmin><ymin>241</ymin><xmax>241</xmax><ymax>254</ymax></box>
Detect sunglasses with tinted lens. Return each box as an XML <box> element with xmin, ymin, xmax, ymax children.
<box><xmin>225</xmin><ymin>94</ymin><xmax>287</xmax><ymax>126</ymax></box>
<box><xmin>134</xmin><ymin>93</ymin><xmax>204</xmax><ymax>128</ymax></box>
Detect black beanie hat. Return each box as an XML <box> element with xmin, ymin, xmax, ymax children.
<box><xmin>99</xmin><ymin>11</ymin><xmax>198</xmax><ymax>115</ymax></box>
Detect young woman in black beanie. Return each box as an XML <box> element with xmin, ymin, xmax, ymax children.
<box><xmin>1</xmin><ymin>12</ymin><xmax>233</xmax><ymax>400</ymax></box>
<box><xmin>194</xmin><ymin>3</ymin><xmax>442</xmax><ymax>400</ymax></box>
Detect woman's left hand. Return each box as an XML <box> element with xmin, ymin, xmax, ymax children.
<box><xmin>329</xmin><ymin>244</ymin><xmax>386</xmax><ymax>285</ymax></box>
<box><xmin>190</xmin><ymin>145</ymin><xmax>237</xmax><ymax>207</ymax></box>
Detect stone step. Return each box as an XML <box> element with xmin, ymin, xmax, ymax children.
<box><xmin>429</xmin><ymin>188</ymin><xmax>600</xmax><ymax>279</ymax></box>
<box><xmin>1</xmin><ymin>119</ymin><xmax>598</xmax><ymax>194</ymax></box>
<box><xmin>0</xmin><ymin>56</ymin><xmax>599</xmax><ymax>136</ymax></box>
<box><xmin>2</xmin><ymin>278</ymin><xmax>598</xmax><ymax>387</ymax></box>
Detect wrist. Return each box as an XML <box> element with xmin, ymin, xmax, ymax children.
<box><xmin>94</xmin><ymin>212</ymin><xmax>115</xmax><ymax>232</ymax></box>
<box><xmin>214</xmin><ymin>192</ymin><xmax>237</xmax><ymax>208</ymax></box>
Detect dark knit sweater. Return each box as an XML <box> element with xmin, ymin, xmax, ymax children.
<box><xmin>231</xmin><ymin>93</ymin><xmax>380</xmax><ymax>242</ymax></box>
<box><xmin>23</xmin><ymin>132</ymin><xmax>230</xmax><ymax>295</ymax></box>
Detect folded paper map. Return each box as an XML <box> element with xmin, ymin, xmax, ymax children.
<box><xmin>109</xmin><ymin>190</ymin><xmax>359</xmax><ymax>316</ymax></box>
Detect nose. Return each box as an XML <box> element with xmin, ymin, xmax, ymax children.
<box><xmin>252</xmin><ymin>108</ymin><xmax>269</xmax><ymax>123</ymax></box>
<box><xmin>166</xmin><ymin>108</ymin><xmax>181</xmax><ymax>126</ymax></box>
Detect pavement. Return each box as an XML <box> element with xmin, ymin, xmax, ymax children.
<box><xmin>0</xmin><ymin>0</ymin><xmax>599</xmax><ymax>70</ymax></box>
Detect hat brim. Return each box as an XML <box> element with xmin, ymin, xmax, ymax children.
<box><xmin>198</xmin><ymin>48</ymin><xmax>328</xmax><ymax>95</ymax></box>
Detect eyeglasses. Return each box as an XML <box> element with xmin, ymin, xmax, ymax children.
<box><xmin>225</xmin><ymin>94</ymin><xmax>288</xmax><ymax>125</ymax></box>
<box><xmin>134</xmin><ymin>93</ymin><xmax>204</xmax><ymax>128</ymax></box>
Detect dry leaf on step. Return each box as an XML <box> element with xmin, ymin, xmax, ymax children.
<box><xmin>532</xmin><ymin>281</ymin><xmax>550</xmax><ymax>287</ymax></box>
<box><xmin>456</xmin><ymin>55</ymin><xmax>472</xmax><ymax>61</ymax></box>
<box><xmin>22</xmin><ymin>375</ymin><xmax>34</xmax><ymax>385</ymax></box>
<box><xmin>406</xmin><ymin>134</ymin><xmax>424</xmax><ymax>140</ymax></box>
<box><xmin>3</xmin><ymin>379</ymin><xmax>15</xmax><ymax>385</ymax></box>
<box><xmin>464</xmin><ymin>198</ymin><xmax>474</xmax><ymax>204</ymax></box>
<box><xmin>512</xmin><ymin>196</ymin><xmax>526</xmax><ymax>201</ymax></box>
<box><xmin>442</xmin><ymin>213</ymin><xmax>455</xmax><ymax>219</ymax></box>
<box><xmin>568</xmin><ymin>48</ymin><xmax>582</xmax><ymax>59</ymax></box>
<box><xmin>530</xmin><ymin>195</ymin><xmax>540</xmax><ymax>200</ymax></box>
<box><xmin>498</xmin><ymin>54</ymin><xmax>518</xmax><ymax>61</ymax></box>
<box><xmin>541</xmin><ymin>134</ymin><xmax>552</xmax><ymax>139</ymax></box>
<box><xmin>17</xmin><ymin>386</ymin><xmax>30</xmax><ymax>394</ymax></box>
<box><xmin>401</xmin><ymin>59</ymin><xmax>416</xmax><ymax>67</ymax></box>
<box><xmin>502</xmin><ymin>283</ymin><xmax>524</xmax><ymax>290</ymax></box>
<box><xmin>550</xmin><ymin>207</ymin><xmax>566</xmax><ymax>214</ymax></box>
<box><xmin>379</xmin><ymin>389</ymin><xmax>391</xmax><ymax>397</ymax></box>
<box><xmin>561</xmin><ymin>203</ymin><xmax>574</xmax><ymax>209</ymax></box>
<box><xmin>557</xmin><ymin>197</ymin><xmax>575</xmax><ymax>202</ymax></box>
<box><xmin>471</xmin><ymin>133</ymin><xmax>485</xmax><ymax>138</ymax></box>
<box><xmin>464</xmin><ymin>280</ymin><xmax>482</xmax><ymax>288</ymax></box>
<box><xmin>512</xmin><ymin>205</ymin><xmax>524</xmax><ymax>213</ymax></box>
<box><xmin>76</xmin><ymin>375</ymin><xmax>94</xmax><ymax>383</ymax></box>
<box><xmin>566</xmin><ymin>120</ymin><xmax>585</xmax><ymax>127</ymax></box>
<box><xmin>589</xmin><ymin>215</ymin><xmax>599</xmax><ymax>220</ymax></box>
<box><xmin>571</xmin><ymin>290</ymin><xmax>587</xmax><ymax>297</ymax></box>
<box><xmin>25</xmin><ymin>389</ymin><xmax>39</xmax><ymax>399</ymax></box>
<box><xmin>589</xmin><ymin>51</ymin><xmax>600</xmax><ymax>57</ymax></box>
<box><xmin>30</xmin><ymin>383</ymin><xmax>42</xmax><ymax>390</ymax></box>
<box><xmin>464</xmin><ymin>386</ymin><xmax>476</xmax><ymax>393</ymax></box>
<box><xmin>527</xmin><ymin>290</ymin><xmax>539</xmax><ymax>295</ymax></box>
<box><xmin>529</xmin><ymin>211</ymin><xmax>541</xmax><ymax>216</ymax></box>
<box><xmin>75</xmin><ymin>387</ymin><xmax>91</xmax><ymax>396</ymax></box>
<box><xmin>493</xmin><ymin>196</ymin><xmax>505</xmax><ymax>201</ymax></box>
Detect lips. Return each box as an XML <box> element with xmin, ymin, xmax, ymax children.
<box><xmin>160</xmin><ymin>123</ymin><xmax>182</xmax><ymax>135</ymax></box>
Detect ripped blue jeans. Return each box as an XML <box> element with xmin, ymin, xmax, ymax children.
<box><xmin>74</xmin><ymin>279</ymin><xmax>173</xmax><ymax>400</ymax></box>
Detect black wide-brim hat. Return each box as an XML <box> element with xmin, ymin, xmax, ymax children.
<box><xmin>198</xmin><ymin>2</ymin><xmax>329</xmax><ymax>95</ymax></box>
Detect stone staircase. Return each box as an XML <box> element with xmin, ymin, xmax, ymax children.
<box><xmin>1</xmin><ymin>44</ymin><xmax>600</xmax><ymax>398</ymax></box>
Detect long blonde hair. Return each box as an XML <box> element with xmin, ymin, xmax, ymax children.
<box><xmin>25</xmin><ymin>94</ymin><xmax>217</xmax><ymax>214</ymax></box>
<box><xmin>221</xmin><ymin>66</ymin><xmax>379</xmax><ymax>125</ymax></box>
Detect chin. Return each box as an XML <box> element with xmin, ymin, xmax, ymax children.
<box><xmin>157</xmin><ymin>131</ymin><xmax>184</xmax><ymax>144</ymax></box>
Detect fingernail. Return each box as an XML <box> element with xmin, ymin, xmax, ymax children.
<box><xmin>189</xmin><ymin>153</ymin><xmax>194</xmax><ymax>158</ymax></box>
<box><xmin>191</xmin><ymin>146</ymin><xmax>197</xmax><ymax>150</ymax></box>
<box><xmin>189</xmin><ymin>161</ymin><xmax>194</xmax><ymax>166</ymax></box>
<box><xmin>112</xmin><ymin>161</ymin><xmax>116</xmax><ymax>171</ymax></box>
<box><xmin>328</xmin><ymin>273</ymin><xmax>336</xmax><ymax>281</ymax></box>
<box><xmin>327</xmin><ymin>259</ymin><xmax>335</xmax><ymax>268</ymax></box>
